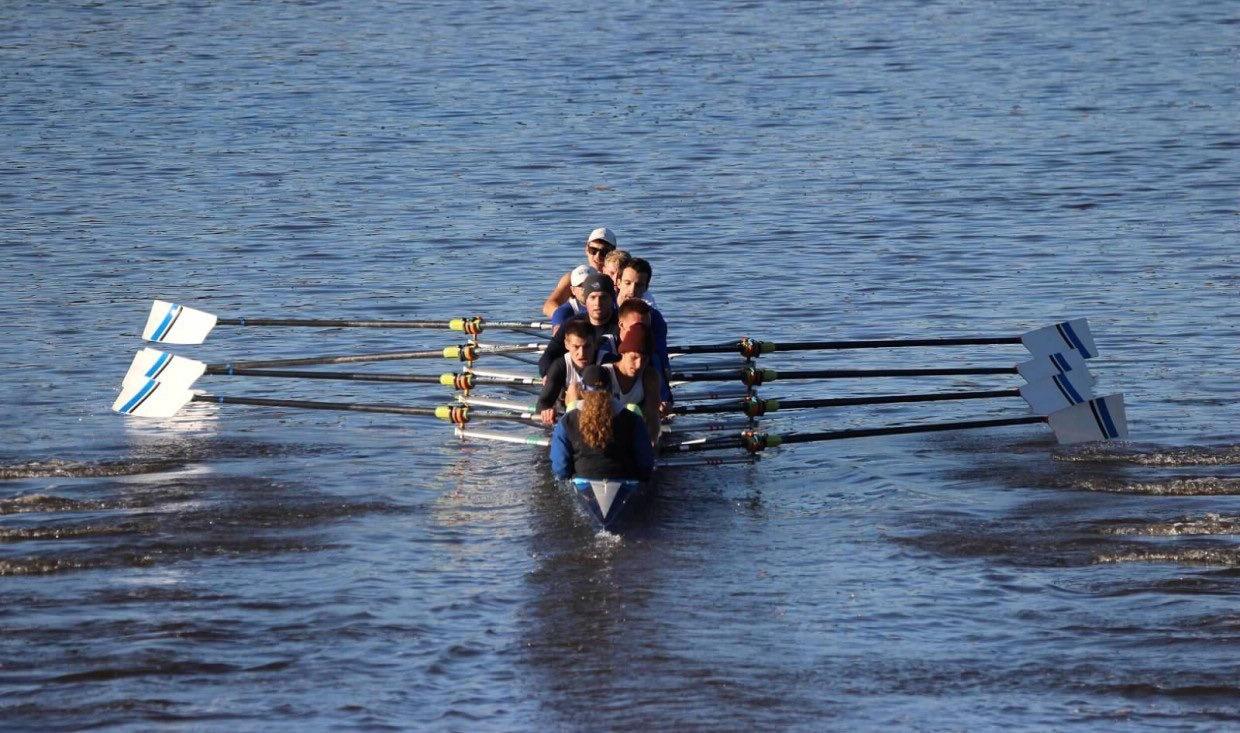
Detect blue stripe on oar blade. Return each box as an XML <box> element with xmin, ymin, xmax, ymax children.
<box><xmin>1057</xmin><ymin>321</ymin><xmax>1092</xmax><ymax>358</ymax></box>
<box><xmin>1092</xmin><ymin>397</ymin><xmax>1119</xmax><ymax>439</ymax></box>
<box><xmin>118</xmin><ymin>379</ymin><xmax>158</xmax><ymax>414</ymax></box>
<box><xmin>1054</xmin><ymin>374</ymin><xmax>1085</xmax><ymax>404</ymax></box>
<box><xmin>1051</xmin><ymin>353</ymin><xmax>1069</xmax><ymax>373</ymax></box>
<box><xmin>149</xmin><ymin>304</ymin><xmax>182</xmax><ymax>342</ymax></box>
<box><xmin>144</xmin><ymin>351</ymin><xmax>171</xmax><ymax>378</ymax></box>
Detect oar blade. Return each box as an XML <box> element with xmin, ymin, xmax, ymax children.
<box><xmin>142</xmin><ymin>300</ymin><xmax>218</xmax><ymax>344</ymax></box>
<box><xmin>1018</xmin><ymin>372</ymin><xmax>1095</xmax><ymax>415</ymax></box>
<box><xmin>123</xmin><ymin>348</ymin><xmax>207</xmax><ymax>388</ymax></box>
<box><xmin>1015</xmin><ymin>350</ymin><xmax>1093</xmax><ymax>384</ymax></box>
<box><xmin>1045</xmin><ymin>394</ymin><xmax>1127</xmax><ymax>444</ymax></box>
<box><xmin>1021</xmin><ymin>318</ymin><xmax>1098</xmax><ymax>359</ymax></box>
<box><xmin>112</xmin><ymin>377</ymin><xmax>196</xmax><ymax>418</ymax></box>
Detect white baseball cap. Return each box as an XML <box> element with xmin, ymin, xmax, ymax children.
<box><xmin>571</xmin><ymin>265</ymin><xmax>598</xmax><ymax>287</ymax></box>
<box><xmin>587</xmin><ymin>227</ymin><xmax>616</xmax><ymax>247</ymax></box>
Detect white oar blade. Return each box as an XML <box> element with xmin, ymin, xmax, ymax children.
<box><xmin>142</xmin><ymin>300</ymin><xmax>218</xmax><ymax>344</ymax></box>
<box><xmin>1021</xmin><ymin>318</ymin><xmax>1098</xmax><ymax>359</ymax></box>
<box><xmin>1015</xmin><ymin>350</ymin><xmax>1093</xmax><ymax>384</ymax></box>
<box><xmin>123</xmin><ymin>348</ymin><xmax>207</xmax><ymax>389</ymax></box>
<box><xmin>1019</xmin><ymin>372</ymin><xmax>1094</xmax><ymax>415</ymax></box>
<box><xmin>1046</xmin><ymin>394</ymin><xmax>1127</xmax><ymax>444</ymax></box>
<box><xmin>112</xmin><ymin>377</ymin><xmax>196</xmax><ymax>418</ymax></box>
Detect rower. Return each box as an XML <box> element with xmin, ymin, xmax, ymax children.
<box><xmin>538</xmin><ymin>272</ymin><xmax>619</xmax><ymax>377</ymax></box>
<box><xmin>549</xmin><ymin>264</ymin><xmax>597</xmax><ymax>334</ymax></box>
<box><xmin>602</xmin><ymin>323</ymin><xmax>662</xmax><ymax>445</ymax></box>
<box><xmin>541</xmin><ymin>227</ymin><xmax>616</xmax><ymax>317</ymax></box>
<box><xmin>535</xmin><ymin>318</ymin><xmax>594</xmax><ymax>426</ymax></box>
<box><xmin>601</xmin><ymin>249</ymin><xmax>630</xmax><ymax>287</ymax></box>
<box><xmin>550</xmin><ymin>364</ymin><xmax>655</xmax><ymax>483</ymax></box>
<box><xmin>616</xmin><ymin>257</ymin><xmax>672</xmax><ymax>407</ymax></box>
<box><xmin>615</xmin><ymin>298</ymin><xmax>674</xmax><ymax>410</ymax></box>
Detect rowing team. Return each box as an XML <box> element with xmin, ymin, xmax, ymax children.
<box><xmin>534</xmin><ymin>227</ymin><xmax>671</xmax><ymax>483</ymax></box>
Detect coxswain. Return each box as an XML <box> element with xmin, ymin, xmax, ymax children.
<box><xmin>538</xmin><ymin>272</ymin><xmax>619</xmax><ymax>376</ymax></box>
<box><xmin>535</xmin><ymin>318</ymin><xmax>594</xmax><ymax>426</ymax></box>
<box><xmin>541</xmin><ymin>227</ymin><xmax>616</xmax><ymax>317</ymax></box>
<box><xmin>550</xmin><ymin>364</ymin><xmax>655</xmax><ymax>483</ymax></box>
<box><xmin>549</xmin><ymin>264</ymin><xmax>597</xmax><ymax>334</ymax></box>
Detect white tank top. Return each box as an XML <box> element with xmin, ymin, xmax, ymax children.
<box><xmin>604</xmin><ymin>363</ymin><xmax>643</xmax><ymax>407</ymax></box>
<box><xmin>563</xmin><ymin>353</ymin><xmax>585</xmax><ymax>391</ymax></box>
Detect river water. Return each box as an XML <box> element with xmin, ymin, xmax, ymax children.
<box><xmin>2</xmin><ymin>1</ymin><xmax>1238</xmax><ymax>729</ymax></box>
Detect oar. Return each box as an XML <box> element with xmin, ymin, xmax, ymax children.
<box><xmin>672</xmin><ymin>318</ymin><xmax>1098</xmax><ymax>359</ymax></box>
<box><xmin>112</xmin><ymin>377</ymin><xmax>538</xmax><ymax>424</ymax></box>
<box><xmin>673</xmin><ymin>371</ymin><xmax>1094</xmax><ymax>417</ymax></box>
<box><xmin>141</xmin><ymin>300</ymin><xmax>551</xmax><ymax>345</ymax></box>
<box><xmin>671</xmin><ymin>356</ymin><xmax>1094</xmax><ymax>388</ymax></box>
<box><xmin>663</xmin><ymin>394</ymin><xmax>1127</xmax><ymax>452</ymax></box>
<box><xmin>122</xmin><ymin>348</ymin><xmax>544</xmax><ymax>391</ymax></box>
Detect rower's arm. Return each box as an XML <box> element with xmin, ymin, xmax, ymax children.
<box><xmin>536</xmin><ymin>360</ymin><xmax>567</xmax><ymax>411</ymax></box>
<box><xmin>541</xmin><ymin>272</ymin><xmax>572</xmax><ymax>317</ymax></box>
<box><xmin>630</xmin><ymin>418</ymin><xmax>655</xmax><ymax>480</ymax></box>
<box><xmin>550</xmin><ymin>419</ymin><xmax>574</xmax><ymax>479</ymax></box>
<box><xmin>642</xmin><ymin>370</ymin><xmax>662</xmax><ymax>445</ymax></box>
<box><xmin>538</xmin><ymin>328</ymin><xmax>568</xmax><ymax>377</ymax></box>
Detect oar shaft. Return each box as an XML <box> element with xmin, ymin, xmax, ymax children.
<box><xmin>189</xmin><ymin>394</ymin><xmax>441</xmax><ymax>417</ymax></box>
<box><xmin>771</xmin><ymin>336</ymin><xmax>1021</xmax><ymax>351</ymax></box>
<box><xmin>215</xmin><ymin>317</ymin><xmax>551</xmax><ymax>331</ymax></box>
<box><xmin>218</xmin><ymin>318</ymin><xmax>454</xmax><ymax>328</ymax></box>
<box><xmin>673</xmin><ymin>388</ymin><xmax>1021</xmax><ymax>415</ymax></box>
<box><xmin>203</xmin><ymin>367</ymin><xmax>445</xmax><ymax>384</ymax></box>
<box><xmin>670</xmin><ymin>366</ymin><xmax>1019</xmax><ymax>383</ymax></box>
<box><xmin>211</xmin><ymin>343</ymin><xmax>544</xmax><ymax>369</ymax></box>
<box><xmin>188</xmin><ymin>395</ymin><xmax>537</xmax><ymax>423</ymax></box>
<box><xmin>781</xmin><ymin>416</ymin><xmax>1045</xmax><ymax>444</ymax></box>
<box><xmin>672</xmin><ymin>335</ymin><xmax>1023</xmax><ymax>355</ymax></box>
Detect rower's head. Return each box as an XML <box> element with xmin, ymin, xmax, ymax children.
<box><xmin>561</xmin><ymin>318</ymin><xmax>594</xmax><ymax>370</ymax></box>
<box><xmin>585</xmin><ymin>227</ymin><xmax>616</xmax><ymax>271</ymax></box>
<box><xmin>617</xmin><ymin>257</ymin><xmax>652</xmax><ymax>305</ymax></box>
<box><xmin>617</xmin><ymin>298</ymin><xmax>651</xmax><ymax>338</ymax></box>
<box><xmin>569</xmin><ymin>264</ymin><xmax>597</xmax><ymax>304</ymax></box>
<box><xmin>616</xmin><ymin>323</ymin><xmax>649</xmax><ymax>378</ymax></box>
<box><xmin>580</xmin><ymin>273</ymin><xmax>615</xmax><ymax>324</ymax></box>
<box><xmin>602</xmin><ymin>249</ymin><xmax>631</xmax><ymax>284</ymax></box>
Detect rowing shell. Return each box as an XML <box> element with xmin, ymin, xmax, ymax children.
<box><xmin>565</xmin><ymin>477</ymin><xmax>651</xmax><ymax>530</ymax></box>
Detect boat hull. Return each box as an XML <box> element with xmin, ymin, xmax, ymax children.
<box><xmin>565</xmin><ymin>477</ymin><xmax>651</xmax><ymax>530</ymax></box>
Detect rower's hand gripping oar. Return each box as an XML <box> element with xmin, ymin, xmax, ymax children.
<box><xmin>141</xmin><ymin>300</ymin><xmax>552</xmax><ymax>345</ymax></box>
<box><xmin>664</xmin><ymin>394</ymin><xmax>1128</xmax><ymax>452</ymax></box>
<box><xmin>672</xmin><ymin>318</ymin><xmax>1099</xmax><ymax>360</ymax></box>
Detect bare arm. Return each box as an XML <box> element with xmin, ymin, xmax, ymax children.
<box><xmin>541</xmin><ymin>272</ymin><xmax>572</xmax><ymax>317</ymax></box>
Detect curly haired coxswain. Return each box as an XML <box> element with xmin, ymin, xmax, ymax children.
<box><xmin>550</xmin><ymin>365</ymin><xmax>655</xmax><ymax>483</ymax></box>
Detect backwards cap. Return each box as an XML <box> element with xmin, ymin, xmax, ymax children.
<box><xmin>579</xmin><ymin>364</ymin><xmax>609</xmax><ymax>392</ymax></box>
<box><xmin>570</xmin><ymin>264</ymin><xmax>597</xmax><ymax>287</ymax></box>
<box><xmin>587</xmin><ymin>227</ymin><xmax>617</xmax><ymax>247</ymax></box>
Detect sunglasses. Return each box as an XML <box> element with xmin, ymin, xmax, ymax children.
<box><xmin>587</xmin><ymin>245</ymin><xmax>614</xmax><ymax>256</ymax></box>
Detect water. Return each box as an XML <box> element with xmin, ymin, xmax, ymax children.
<box><xmin>2</xmin><ymin>1</ymin><xmax>1238</xmax><ymax>729</ymax></box>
